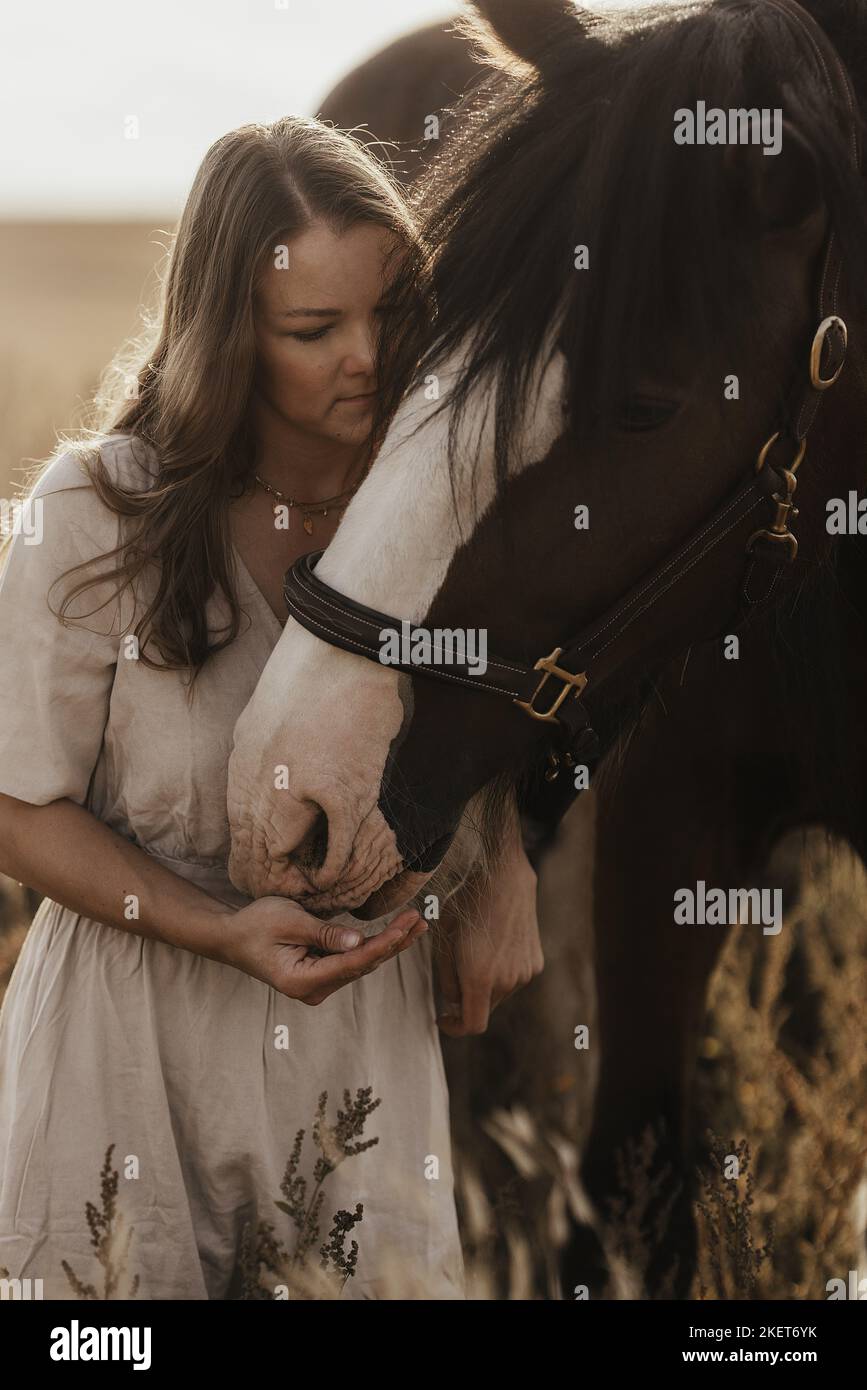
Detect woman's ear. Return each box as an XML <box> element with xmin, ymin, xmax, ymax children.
<box><xmin>725</xmin><ymin>120</ymin><xmax>826</xmax><ymax>241</ymax></box>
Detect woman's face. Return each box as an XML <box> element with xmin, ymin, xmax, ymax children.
<box><xmin>252</xmin><ymin>218</ymin><xmax>397</xmax><ymax>447</ymax></box>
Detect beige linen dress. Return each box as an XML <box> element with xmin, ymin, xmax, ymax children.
<box><xmin>0</xmin><ymin>434</ymin><xmax>465</xmax><ymax>1300</ymax></box>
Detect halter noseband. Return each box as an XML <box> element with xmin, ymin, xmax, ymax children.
<box><xmin>281</xmin><ymin>0</ymin><xmax>861</xmax><ymax>782</ymax></box>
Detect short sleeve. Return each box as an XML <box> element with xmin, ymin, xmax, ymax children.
<box><xmin>0</xmin><ymin>451</ymin><xmax>123</xmax><ymax>807</ymax></box>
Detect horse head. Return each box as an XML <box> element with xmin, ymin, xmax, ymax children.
<box><xmin>227</xmin><ymin>0</ymin><xmax>867</xmax><ymax>915</ymax></box>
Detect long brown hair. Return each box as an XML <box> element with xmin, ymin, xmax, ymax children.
<box><xmin>45</xmin><ymin>116</ymin><xmax>428</xmax><ymax>676</ymax></box>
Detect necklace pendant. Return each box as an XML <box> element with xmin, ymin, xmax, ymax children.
<box><xmin>303</xmin><ymin>515</ymin><xmax>314</xmax><ymax>535</ymax></box>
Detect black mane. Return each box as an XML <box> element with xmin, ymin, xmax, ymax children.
<box><xmin>373</xmin><ymin>0</ymin><xmax>867</xmax><ymax>515</ymax></box>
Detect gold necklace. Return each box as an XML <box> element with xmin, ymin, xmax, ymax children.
<box><xmin>253</xmin><ymin>472</ymin><xmax>364</xmax><ymax>535</ymax></box>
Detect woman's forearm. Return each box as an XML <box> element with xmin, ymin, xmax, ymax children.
<box><xmin>0</xmin><ymin>793</ymin><xmax>228</xmax><ymax>959</ymax></box>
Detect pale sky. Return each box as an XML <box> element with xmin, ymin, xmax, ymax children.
<box><xmin>0</xmin><ymin>0</ymin><xmax>650</xmax><ymax>218</ymax></box>
<box><xmin>0</xmin><ymin>0</ymin><xmax>459</xmax><ymax>217</ymax></box>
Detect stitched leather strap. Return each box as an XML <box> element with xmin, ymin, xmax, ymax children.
<box><xmin>283</xmin><ymin>459</ymin><xmax>784</xmax><ymax>715</ymax></box>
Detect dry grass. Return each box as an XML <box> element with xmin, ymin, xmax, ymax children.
<box><xmin>442</xmin><ymin>828</ymin><xmax>867</xmax><ymax>1300</ymax></box>
<box><xmin>691</xmin><ymin>830</ymin><xmax>867</xmax><ymax>1299</ymax></box>
<box><xmin>61</xmin><ymin>1144</ymin><xmax>141</xmax><ymax>1300</ymax></box>
<box><xmin>0</xmin><ymin>221</ymin><xmax>168</xmax><ymax>498</ymax></box>
<box><xmin>238</xmin><ymin>1086</ymin><xmax>380</xmax><ymax>1300</ymax></box>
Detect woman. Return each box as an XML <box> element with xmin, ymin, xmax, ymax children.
<box><xmin>0</xmin><ymin>116</ymin><xmax>542</xmax><ymax>1300</ymax></box>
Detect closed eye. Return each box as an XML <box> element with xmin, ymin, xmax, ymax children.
<box><xmin>290</xmin><ymin>305</ymin><xmax>395</xmax><ymax>345</ymax></box>
<box><xmin>290</xmin><ymin>326</ymin><xmax>332</xmax><ymax>342</ymax></box>
<box><xmin>618</xmin><ymin>396</ymin><xmax>680</xmax><ymax>432</ymax></box>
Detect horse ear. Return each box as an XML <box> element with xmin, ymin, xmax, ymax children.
<box><xmin>455</xmin><ymin>0</ymin><xmax>592</xmax><ymax>78</ymax></box>
<box><xmin>725</xmin><ymin>121</ymin><xmax>825</xmax><ymax>237</ymax></box>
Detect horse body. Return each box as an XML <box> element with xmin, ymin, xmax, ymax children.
<box><xmin>578</xmin><ymin>520</ymin><xmax>867</xmax><ymax>1291</ymax></box>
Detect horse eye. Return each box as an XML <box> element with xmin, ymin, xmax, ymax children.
<box><xmin>619</xmin><ymin>396</ymin><xmax>680</xmax><ymax>432</ymax></box>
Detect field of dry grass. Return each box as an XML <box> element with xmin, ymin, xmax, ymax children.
<box><xmin>0</xmin><ymin>216</ymin><xmax>171</xmax><ymax>981</ymax></box>
<box><xmin>0</xmin><ymin>221</ymin><xmax>169</xmax><ymax>498</ymax></box>
<box><xmin>441</xmin><ymin>811</ymin><xmax>867</xmax><ymax>1300</ymax></box>
<box><xmin>1</xmin><ymin>222</ymin><xmax>866</xmax><ymax>1299</ymax></box>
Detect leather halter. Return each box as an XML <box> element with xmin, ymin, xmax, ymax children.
<box><xmin>282</xmin><ymin>0</ymin><xmax>862</xmax><ymax>781</ymax></box>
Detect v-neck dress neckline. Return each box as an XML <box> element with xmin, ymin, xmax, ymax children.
<box><xmin>231</xmin><ymin>544</ymin><xmax>288</xmax><ymax>635</ymax></box>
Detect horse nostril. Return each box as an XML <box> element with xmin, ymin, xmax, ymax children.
<box><xmin>288</xmin><ymin>808</ymin><xmax>329</xmax><ymax>874</ymax></box>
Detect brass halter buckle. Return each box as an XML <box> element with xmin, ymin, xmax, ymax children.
<box><xmin>513</xmin><ymin>647</ymin><xmax>588</xmax><ymax>723</ymax></box>
<box><xmin>810</xmin><ymin>314</ymin><xmax>848</xmax><ymax>390</ymax></box>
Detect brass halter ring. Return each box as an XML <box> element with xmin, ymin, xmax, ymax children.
<box><xmin>754</xmin><ymin>431</ymin><xmax>807</xmax><ymax>476</ymax></box>
<box><xmin>810</xmin><ymin>314</ymin><xmax>848</xmax><ymax>390</ymax></box>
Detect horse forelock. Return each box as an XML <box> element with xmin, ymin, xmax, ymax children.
<box><xmin>371</xmin><ymin>0</ymin><xmax>867</xmax><ymax>505</ymax></box>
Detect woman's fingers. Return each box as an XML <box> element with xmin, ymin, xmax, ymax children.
<box><xmin>300</xmin><ymin>917</ymin><xmax>427</xmax><ymax>1002</ymax></box>
<box><xmin>278</xmin><ymin>904</ymin><xmax>419</xmax><ymax>953</ymax></box>
<box><xmin>285</xmin><ymin>910</ymin><xmax>426</xmax><ymax>1003</ymax></box>
<box><xmin>316</xmin><ymin>907</ymin><xmax>421</xmax><ymax>955</ymax></box>
<box><xmin>439</xmin><ymin>977</ymin><xmax>492</xmax><ymax>1037</ymax></box>
<box><xmin>434</xmin><ymin>943</ymin><xmax>463</xmax><ymax>1029</ymax></box>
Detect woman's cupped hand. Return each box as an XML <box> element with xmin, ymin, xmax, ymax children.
<box><xmin>213</xmin><ymin>895</ymin><xmax>427</xmax><ymax>1003</ymax></box>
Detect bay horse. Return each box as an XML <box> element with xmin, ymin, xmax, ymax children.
<box><xmin>228</xmin><ymin>0</ymin><xmax>867</xmax><ymax>1295</ymax></box>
